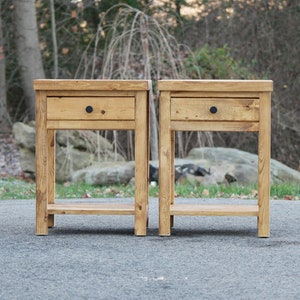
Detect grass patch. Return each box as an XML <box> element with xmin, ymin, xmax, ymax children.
<box><xmin>0</xmin><ymin>178</ymin><xmax>36</xmax><ymax>200</ymax></box>
<box><xmin>0</xmin><ymin>178</ymin><xmax>299</xmax><ymax>200</ymax></box>
<box><xmin>55</xmin><ymin>182</ymin><xmax>136</xmax><ymax>199</ymax></box>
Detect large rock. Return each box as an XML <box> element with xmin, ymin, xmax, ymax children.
<box><xmin>13</xmin><ymin>122</ymin><xmax>300</xmax><ymax>186</ymax></box>
<box><xmin>72</xmin><ymin>162</ymin><xmax>135</xmax><ymax>185</ymax></box>
<box><xmin>56</xmin><ymin>130</ymin><xmax>113</xmax><ymax>154</ymax></box>
<box><xmin>13</xmin><ymin>122</ymin><xmax>125</xmax><ymax>182</ymax></box>
<box><xmin>55</xmin><ymin>145</ymin><xmax>95</xmax><ymax>182</ymax></box>
<box><xmin>150</xmin><ymin>147</ymin><xmax>300</xmax><ymax>185</ymax></box>
<box><xmin>18</xmin><ymin>148</ymin><xmax>36</xmax><ymax>176</ymax></box>
<box><xmin>185</xmin><ymin>147</ymin><xmax>300</xmax><ymax>185</ymax></box>
<box><xmin>13</xmin><ymin>122</ymin><xmax>35</xmax><ymax>152</ymax></box>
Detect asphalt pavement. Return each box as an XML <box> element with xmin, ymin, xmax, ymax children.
<box><xmin>0</xmin><ymin>198</ymin><xmax>299</xmax><ymax>300</ymax></box>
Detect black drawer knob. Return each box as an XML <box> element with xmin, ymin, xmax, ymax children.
<box><xmin>210</xmin><ymin>106</ymin><xmax>218</xmax><ymax>114</ymax></box>
<box><xmin>86</xmin><ymin>106</ymin><xmax>93</xmax><ymax>113</ymax></box>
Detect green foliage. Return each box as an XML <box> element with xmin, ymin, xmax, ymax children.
<box><xmin>55</xmin><ymin>182</ymin><xmax>136</xmax><ymax>199</ymax></box>
<box><xmin>36</xmin><ymin>0</ymin><xmax>99</xmax><ymax>78</ymax></box>
<box><xmin>0</xmin><ymin>178</ymin><xmax>299</xmax><ymax>200</ymax></box>
<box><xmin>270</xmin><ymin>184</ymin><xmax>300</xmax><ymax>200</ymax></box>
<box><xmin>34</xmin><ymin>0</ymin><xmax>146</xmax><ymax>79</ymax></box>
<box><xmin>185</xmin><ymin>44</ymin><xmax>257</xmax><ymax>79</ymax></box>
<box><xmin>0</xmin><ymin>178</ymin><xmax>35</xmax><ymax>200</ymax></box>
<box><xmin>175</xmin><ymin>183</ymin><xmax>258</xmax><ymax>199</ymax></box>
<box><xmin>2</xmin><ymin>0</ymin><xmax>299</xmax><ymax>169</ymax></box>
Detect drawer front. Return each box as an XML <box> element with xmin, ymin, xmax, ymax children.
<box><xmin>47</xmin><ymin>97</ymin><xmax>135</xmax><ymax>120</ymax></box>
<box><xmin>171</xmin><ymin>98</ymin><xmax>259</xmax><ymax>121</ymax></box>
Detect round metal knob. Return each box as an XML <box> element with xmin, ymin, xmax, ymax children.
<box><xmin>210</xmin><ymin>106</ymin><xmax>218</xmax><ymax>114</ymax></box>
<box><xmin>85</xmin><ymin>106</ymin><xmax>93</xmax><ymax>113</ymax></box>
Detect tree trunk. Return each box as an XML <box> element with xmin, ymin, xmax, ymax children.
<box><xmin>0</xmin><ymin>1</ymin><xmax>11</xmax><ymax>131</ymax></box>
<box><xmin>13</xmin><ymin>0</ymin><xmax>45</xmax><ymax>120</ymax></box>
<box><xmin>50</xmin><ymin>0</ymin><xmax>58</xmax><ymax>78</ymax></box>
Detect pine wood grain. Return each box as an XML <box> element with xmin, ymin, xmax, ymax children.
<box><xmin>170</xmin><ymin>204</ymin><xmax>259</xmax><ymax>216</ymax></box>
<box><xmin>34</xmin><ymin>79</ymin><xmax>150</xmax><ymax>236</ymax></box>
<box><xmin>47</xmin><ymin>129</ymin><xmax>55</xmax><ymax>228</ymax></box>
<box><xmin>171</xmin><ymin>98</ymin><xmax>259</xmax><ymax>121</ymax></box>
<box><xmin>158</xmin><ymin>79</ymin><xmax>272</xmax><ymax>237</ymax></box>
<box><xmin>158</xmin><ymin>80</ymin><xmax>273</xmax><ymax>92</ymax></box>
<box><xmin>159</xmin><ymin>91</ymin><xmax>172</xmax><ymax>236</ymax></box>
<box><xmin>48</xmin><ymin>203</ymin><xmax>135</xmax><ymax>215</ymax></box>
<box><xmin>134</xmin><ymin>91</ymin><xmax>149</xmax><ymax>236</ymax></box>
<box><xmin>257</xmin><ymin>92</ymin><xmax>271</xmax><ymax>237</ymax></box>
<box><xmin>47</xmin><ymin>120</ymin><xmax>135</xmax><ymax>130</ymax></box>
<box><xmin>47</xmin><ymin>97</ymin><xmax>135</xmax><ymax>120</ymax></box>
<box><xmin>35</xmin><ymin>90</ymin><xmax>48</xmax><ymax>235</ymax></box>
<box><xmin>170</xmin><ymin>121</ymin><xmax>259</xmax><ymax>132</ymax></box>
<box><xmin>34</xmin><ymin>79</ymin><xmax>151</xmax><ymax>91</ymax></box>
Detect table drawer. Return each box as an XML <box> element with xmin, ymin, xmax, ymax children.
<box><xmin>171</xmin><ymin>98</ymin><xmax>259</xmax><ymax>121</ymax></box>
<box><xmin>47</xmin><ymin>97</ymin><xmax>135</xmax><ymax>120</ymax></box>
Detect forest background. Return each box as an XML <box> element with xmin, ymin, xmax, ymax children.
<box><xmin>0</xmin><ymin>0</ymin><xmax>299</xmax><ymax>171</ymax></box>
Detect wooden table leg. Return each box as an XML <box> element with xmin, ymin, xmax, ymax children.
<box><xmin>35</xmin><ymin>91</ymin><xmax>48</xmax><ymax>235</ymax></box>
<box><xmin>134</xmin><ymin>91</ymin><xmax>149</xmax><ymax>236</ymax></box>
<box><xmin>170</xmin><ymin>131</ymin><xmax>175</xmax><ymax>228</ymax></box>
<box><xmin>258</xmin><ymin>92</ymin><xmax>271</xmax><ymax>237</ymax></box>
<box><xmin>47</xmin><ymin>129</ymin><xmax>55</xmax><ymax>228</ymax></box>
<box><xmin>159</xmin><ymin>92</ymin><xmax>172</xmax><ymax>236</ymax></box>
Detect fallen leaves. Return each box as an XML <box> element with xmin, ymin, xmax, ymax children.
<box><xmin>81</xmin><ymin>193</ymin><xmax>91</xmax><ymax>199</ymax></box>
<box><xmin>283</xmin><ymin>195</ymin><xmax>299</xmax><ymax>201</ymax></box>
<box><xmin>202</xmin><ymin>189</ymin><xmax>210</xmax><ymax>197</ymax></box>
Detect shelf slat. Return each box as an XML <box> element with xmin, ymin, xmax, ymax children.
<box><xmin>170</xmin><ymin>204</ymin><xmax>259</xmax><ymax>216</ymax></box>
<box><xmin>48</xmin><ymin>203</ymin><xmax>135</xmax><ymax>215</ymax></box>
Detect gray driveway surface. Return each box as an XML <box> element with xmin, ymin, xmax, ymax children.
<box><xmin>1</xmin><ymin>198</ymin><xmax>299</xmax><ymax>299</ymax></box>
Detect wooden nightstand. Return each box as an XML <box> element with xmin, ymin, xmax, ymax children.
<box><xmin>34</xmin><ymin>80</ymin><xmax>150</xmax><ymax>236</ymax></box>
<box><xmin>158</xmin><ymin>80</ymin><xmax>273</xmax><ymax>237</ymax></box>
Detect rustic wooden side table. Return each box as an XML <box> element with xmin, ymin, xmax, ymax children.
<box><xmin>158</xmin><ymin>80</ymin><xmax>273</xmax><ymax>237</ymax></box>
<box><xmin>34</xmin><ymin>80</ymin><xmax>150</xmax><ymax>236</ymax></box>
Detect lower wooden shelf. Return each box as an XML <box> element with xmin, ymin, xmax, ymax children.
<box><xmin>47</xmin><ymin>203</ymin><xmax>135</xmax><ymax>215</ymax></box>
<box><xmin>170</xmin><ymin>204</ymin><xmax>259</xmax><ymax>216</ymax></box>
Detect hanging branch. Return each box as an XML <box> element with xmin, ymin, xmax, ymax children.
<box><xmin>50</xmin><ymin>0</ymin><xmax>58</xmax><ymax>78</ymax></box>
<box><xmin>75</xmin><ymin>3</ymin><xmax>211</xmax><ymax>160</ymax></box>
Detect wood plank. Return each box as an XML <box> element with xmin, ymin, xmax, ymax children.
<box><xmin>158</xmin><ymin>80</ymin><xmax>273</xmax><ymax>92</ymax></box>
<box><xmin>171</xmin><ymin>98</ymin><xmax>259</xmax><ymax>121</ymax></box>
<box><xmin>43</xmin><ymin>90</ymin><xmax>136</xmax><ymax>97</ymax></box>
<box><xmin>258</xmin><ymin>92</ymin><xmax>271</xmax><ymax>237</ymax></box>
<box><xmin>47</xmin><ymin>129</ymin><xmax>55</xmax><ymax>228</ymax></box>
<box><xmin>159</xmin><ymin>91</ymin><xmax>172</xmax><ymax>236</ymax></box>
<box><xmin>35</xmin><ymin>91</ymin><xmax>49</xmax><ymax>235</ymax></box>
<box><xmin>47</xmin><ymin>203</ymin><xmax>135</xmax><ymax>215</ymax></box>
<box><xmin>34</xmin><ymin>79</ymin><xmax>151</xmax><ymax>91</ymax></box>
<box><xmin>47</xmin><ymin>120</ymin><xmax>135</xmax><ymax>130</ymax></box>
<box><xmin>170</xmin><ymin>91</ymin><xmax>260</xmax><ymax>98</ymax></box>
<box><xmin>170</xmin><ymin>121</ymin><xmax>259</xmax><ymax>132</ymax></box>
<box><xmin>170</xmin><ymin>204</ymin><xmax>259</xmax><ymax>216</ymax></box>
<box><xmin>134</xmin><ymin>91</ymin><xmax>149</xmax><ymax>236</ymax></box>
<box><xmin>47</xmin><ymin>97</ymin><xmax>135</xmax><ymax>120</ymax></box>
<box><xmin>34</xmin><ymin>79</ymin><xmax>151</xmax><ymax>236</ymax></box>
<box><xmin>157</xmin><ymin>80</ymin><xmax>272</xmax><ymax>237</ymax></box>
